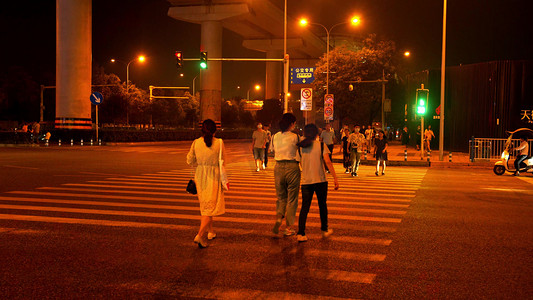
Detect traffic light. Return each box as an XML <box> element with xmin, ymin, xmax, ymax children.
<box><xmin>175</xmin><ymin>51</ymin><xmax>183</xmax><ymax>69</ymax></box>
<box><xmin>200</xmin><ymin>51</ymin><xmax>208</xmax><ymax>69</ymax></box>
<box><xmin>416</xmin><ymin>89</ymin><xmax>429</xmax><ymax>115</ymax></box>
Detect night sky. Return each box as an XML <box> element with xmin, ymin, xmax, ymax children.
<box><xmin>2</xmin><ymin>0</ymin><xmax>532</xmax><ymax>98</ymax></box>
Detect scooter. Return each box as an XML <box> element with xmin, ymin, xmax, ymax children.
<box><xmin>493</xmin><ymin>128</ymin><xmax>533</xmax><ymax>176</ymax></box>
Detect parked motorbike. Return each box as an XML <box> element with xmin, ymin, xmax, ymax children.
<box><xmin>493</xmin><ymin>128</ymin><xmax>533</xmax><ymax>176</ymax></box>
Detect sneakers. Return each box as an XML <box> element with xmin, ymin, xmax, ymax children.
<box><xmin>345</xmin><ymin>169</ymin><xmax>350</xmax><ymax>174</ymax></box>
<box><xmin>381</xmin><ymin>172</ymin><xmax>385</xmax><ymax>176</ymax></box>
<box><xmin>207</xmin><ymin>232</ymin><xmax>217</xmax><ymax>240</ymax></box>
<box><xmin>272</xmin><ymin>219</ymin><xmax>282</xmax><ymax>234</ymax></box>
<box><xmin>351</xmin><ymin>172</ymin><xmax>357</xmax><ymax>177</ymax></box>
<box><xmin>256</xmin><ymin>168</ymin><xmax>260</xmax><ymax>172</ymax></box>
<box><xmin>375</xmin><ymin>171</ymin><xmax>379</xmax><ymax>176</ymax></box>
<box><xmin>296</xmin><ymin>234</ymin><xmax>308</xmax><ymax>242</ymax></box>
<box><xmin>322</xmin><ymin>229</ymin><xmax>333</xmax><ymax>238</ymax></box>
<box><xmin>284</xmin><ymin>228</ymin><xmax>296</xmax><ymax>236</ymax></box>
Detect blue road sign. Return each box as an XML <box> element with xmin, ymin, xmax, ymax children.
<box><xmin>90</xmin><ymin>92</ymin><xmax>104</xmax><ymax>105</ymax></box>
<box><xmin>290</xmin><ymin>67</ymin><xmax>315</xmax><ymax>84</ymax></box>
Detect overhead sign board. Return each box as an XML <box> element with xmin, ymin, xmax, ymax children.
<box><xmin>300</xmin><ymin>88</ymin><xmax>313</xmax><ymax>111</ymax></box>
<box><xmin>324</xmin><ymin>94</ymin><xmax>334</xmax><ymax>120</ymax></box>
<box><xmin>90</xmin><ymin>92</ymin><xmax>103</xmax><ymax>105</ymax></box>
<box><xmin>290</xmin><ymin>67</ymin><xmax>315</xmax><ymax>84</ymax></box>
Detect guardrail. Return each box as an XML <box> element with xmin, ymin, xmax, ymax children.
<box><xmin>469</xmin><ymin>138</ymin><xmax>533</xmax><ymax>161</ymax></box>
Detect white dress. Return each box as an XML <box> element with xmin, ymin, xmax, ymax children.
<box><xmin>186</xmin><ymin>137</ymin><xmax>225</xmax><ymax>216</ymax></box>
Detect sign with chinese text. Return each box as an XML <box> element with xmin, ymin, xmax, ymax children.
<box><xmin>521</xmin><ymin>109</ymin><xmax>533</xmax><ymax>124</ymax></box>
<box><xmin>300</xmin><ymin>88</ymin><xmax>312</xmax><ymax>111</ymax></box>
<box><xmin>324</xmin><ymin>94</ymin><xmax>334</xmax><ymax>121</ymax></box>
<box><xmin>290</xmin><ymin>67</ymin><xmax>315</xmax><ymax>84</ymax></box>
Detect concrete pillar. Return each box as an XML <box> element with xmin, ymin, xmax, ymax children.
<box><xmin>56</xmin><ymin>0</ymin><xmax>92</xmax><ymax>129</ymax></box>
<box><xmin>200</xmin><ymin>21</ymin><xmax>222</xmax><ymax>125</ymax></box>
<box><xmin>265</xmin><ymin>50</ymin><xmax>282</xmax><ymax>100</ymax></box>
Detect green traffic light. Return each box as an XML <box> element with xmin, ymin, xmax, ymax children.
<box><xmin>200</xmin><ymin>62</ymin><xmax>207</xmax><ymax>69</ymax></box>
<box><xmin>419</xmin><ymin>99</ymin><xmax>425</xmax><ymax>106</ymax></box>
<box><xmin>417</xmin><ymin>106</ymin><xmax>426</xmax><ymax>114</ymax></box>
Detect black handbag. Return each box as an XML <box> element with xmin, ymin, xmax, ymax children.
<box><xmin>186</xmin><ymin>179</ymin><xmax>197</xmax><ymax>194</ymax></box>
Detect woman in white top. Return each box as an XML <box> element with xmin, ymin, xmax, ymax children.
<box><xmin>270</xmin><ymin>113</ymin><xmax>301</xmax><ymax>236</ymax></box>
<box><xmin>187</xmin><ymin>119</ymin><xmax>226</xmax><ymax>248</ymax></box>
<box><xmin>296</xmin><ymin>124</ymin><xmax>339</xmax><ymax>242</ymax></box>
<box><xmin>514</xmin><ymin>136</ymin><xmax>529</xmax><ymax>176</ymax></box>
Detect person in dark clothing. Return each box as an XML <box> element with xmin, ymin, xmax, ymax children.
<box><xmin>401</xmin><ymin>126</ymin><xmax>410</xmax><ymax>149</ymax></box>
<box><xmin>342</xmin><ymin>128</ymin><xmax>351</xmax><ymax>173</ymax></box>
<box><xmin>373</xmin><ymin>130</ymin><xmax>388</xmax><ymax>176</ymax></box>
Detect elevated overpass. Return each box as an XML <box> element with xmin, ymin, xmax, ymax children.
<box><xmin>167</xmin><ymin>0</ymin><xmax>326</xmax><ymax>124</ymax></box>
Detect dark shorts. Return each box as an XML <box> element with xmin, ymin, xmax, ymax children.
<box><xmin>253</xmin><ymin>148</ymin><xmax>265</xmax><ymax>160</ymax></box>
<box><xmin>376</xmin><ymin>151</ymin><xmax>388</xmax><ymax>161</ymax></box>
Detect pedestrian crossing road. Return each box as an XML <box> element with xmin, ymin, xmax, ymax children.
<box><xmin>0</xmin><ymin>157</ymin><xmax>427</xmax><ymax>298</ymax></box>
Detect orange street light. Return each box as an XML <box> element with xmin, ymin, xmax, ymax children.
<box><xmin>138</xmin><ymin>55</ymin><xmax>146</xmax><ymax>62</ymax></box>
<box><xmin>255</xmin><ymin>84</ymin><xmax>261</xmax><ymax>90</ymax></box>
<box><xmin>404</xmin><ymin>51</ymin><xmax>411</xmax><ymax>57</ymax></box>
<box><xmin>297</xmin><ymin>16</ymin><xmax>362</xmax><ymax>96</ymax></box>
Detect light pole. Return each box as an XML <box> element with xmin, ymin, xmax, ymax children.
<box><xmin>247</xmin><ymin>84</ymin><xmax>261</xmax><ymax>100</ymax></box>
<box><xmin>283</xmin><ymin>0</ymin><xmax>288</xmax><ymax>113</ymax></box>
<box><xmin>439</xmin><ymin>0</ymin><xmax>447</xmax><ymax>161</ymax></box>
<box><xmin>111</xmin><ymin>55</ymin><xmax>146</xmax><ymax>125</ymax></box>
<box><xmin>299</xmin><ymin>17</ymin><xmax>360</xmax><ymax>96</ymax></box>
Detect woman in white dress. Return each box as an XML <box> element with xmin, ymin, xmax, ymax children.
<box><xmin>187</xmin><ymin>119</ymin><xmax>226</xmax><ymax>248</ymax></box>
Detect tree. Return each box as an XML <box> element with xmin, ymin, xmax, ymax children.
<box><xmin>313</xmin><ymin>34</ymin><xmax>399</xmax><ymax>126</ymax></box>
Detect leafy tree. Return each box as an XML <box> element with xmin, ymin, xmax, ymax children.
<box><xmin>313</xmin><ymin>34</ymin><xmax>399</xmax><ymax>126</ymax></box>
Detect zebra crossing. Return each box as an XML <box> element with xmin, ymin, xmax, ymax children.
<box><xmin>0</xmin><ymin>161</ymin><xmax>426</xmax><ymax>297</ymax></box>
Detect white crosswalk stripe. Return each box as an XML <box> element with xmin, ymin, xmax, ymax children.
<box><xmin>0</xmin><ymin>162</ymin><xmax>426</xmax><ymax>289</ymax></box>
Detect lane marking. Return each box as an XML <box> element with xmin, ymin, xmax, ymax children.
<box><xmin>0</xmin><ymin>212</ymin><xmax>397</xmax><ymax>232</ymax></box>
<box><xmin>35</xmin><ymin>186</ymin><xmax>415</xmax><ymax>200</ymax></box>
<box><xmin>8</xmin><ymin>190</ymin><xmax>413</xmax><ymax>205</ymax></box>
<box><xmin>0</xmin><ymin>196</ymin><xmax>406</xmax><ymax>218</ymax></box>
<box><xmin>2</xmin><ymin>165</ymin><xmax>39</xmax><ymax>170</ymax></box>
<box><xmin>62</xmin><ymin>183</ymin><xmax>417</xmax><ymax>196</ymax></box>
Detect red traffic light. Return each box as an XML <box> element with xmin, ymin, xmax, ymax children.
<box><xmin>175</xmin><ymin>51</ymin><xmax>182</xmax><ymax>58</ymax></box>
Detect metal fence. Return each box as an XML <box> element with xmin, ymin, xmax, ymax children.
<box><xmin>469</xmin><ymin>138</ymin><xmax>533</xmax><ymax>161</ymax></box>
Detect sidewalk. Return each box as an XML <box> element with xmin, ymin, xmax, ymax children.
<box><xmin>330</xmin><ymin>141</ymin><xmax>495</xmax><ymax>169</ymax></box>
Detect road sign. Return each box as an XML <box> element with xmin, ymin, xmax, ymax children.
<box><xmin>90</xmin><ymin>92</ymin><xmax>103</xmax><ymax>105</ymax></box>
<box><xmin>291</xmin><ymin>67</ymin><xmax>315</xmax><ymax>84</ymax></box>
<box><xmin>436</xmin><ymin>105</ymin><xmax>441</xmax><ymax>115</ymax></box>
<box><xmin>324</xmin><ymin>94</ymin><xmax>334</xmax><ymax>120</ymax></box>
<box><xmin>300</xmin><ymin>88</ymin><xmax>313</xmax><ymax>111</ymax></box>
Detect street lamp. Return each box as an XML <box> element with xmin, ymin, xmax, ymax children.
<box><xmin>404</xmin><ymin>51</ymin><xmax>411</xmax><ymax>57</ymax></box>
<box><xmin>299</xmin><ymin>16</ymin><xmax>361</xmax><ymax>96</ymax></box>
<box><xmin>247</xmin><ymin>84</ymin><xmax>261</xmax><ymax>100</ymax></box>
<box><xmin>111</xmin><ymin>55</ymin><xmax>146</xmax><ymax>125</ymax></box>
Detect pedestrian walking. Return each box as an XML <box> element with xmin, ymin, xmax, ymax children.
<box><xmin>348</xmin><ymin>125</ymin><xmax>366</xmax><ymax>177</ymax></box>
<box><xmin>401</xmin><ymin>126</ymin><xmax>410</xmax><ymax>149</ymax></box>
<box><xmin>263</xmin><ymin>124</ymin><xmax>272</xmax><ymax>169</ymax></box>
<box><xmin>415</xmin><ymin>125</ymin><xmax>421</xmax><ymax>151</ymax></box>
<box><xmin>271</xmin><ymin>113</ymin><xmax>301</xmax><ymax>236</ymax></box>
<box><xmin>513</xmin><ymin>136</ymin><xmax>529</xmax><ymax>176</ymax></box>
<box><xmin>320</xmin><ymin>123</ymin><xmax>336</xmax><ymax>172</ymax></box>
<box><xmin>365</xmin><ymin>126</ymin><xmax>374</xmax><ymax>149</ymax></box>
<box><xmin>252</xmin><ymin>123</ymin><xmax>267</xmax><ymax>172</ymax></box>
<box><xmin>296</xmin><ymin>123</ymin><xmax>339</xmax><ymax>242</ymax></box>
<box><xmin>186</xmin><ymin>119</ymin><xmax>227</xmax><ymax>248</ymax></box>
<box><xmin>342</xmin><ymin>127</ymin><xmax>351</xmax><ymax>173</ymax></box>
<box><xmin>31</xmin><ymin>122</ymin><xmax>40</xmax><ymax>143</ymax></box>
<box><xmin>424</xmin><ymin>125</ymin><xmax>435</xmax><ymax>152</ymax></box>
<box><xmin>373</xmin><ymin>130</ymin><xmax>388</xmax><ymax>176</ymax></box>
